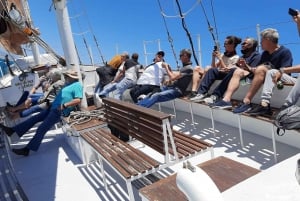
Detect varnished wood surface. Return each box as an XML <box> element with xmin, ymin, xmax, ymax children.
<box><xmin>139</xmin><ymin>156</ymin><xmax>260</xmax><ymax>201</ymax></box>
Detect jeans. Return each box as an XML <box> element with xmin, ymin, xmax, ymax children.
<box><xmin>98</xmin><ymin>82</ymin><xmax>118</xmax><ymax>97</ymax></box>
<box><xmin>137</xmin><ymin>87</ymin><xmax>182</xmax><ymax>108</ymax></box>
<box><xmin>114</xmin><ymin>78</ymin><xmax>135</xmax><ymax>100</ymax></box>
<box><xmin>211</xmin><ymin>68</ymin><xmax>236</xmax><ymax>98</ymax></box>
<box><xmin>13</xmin><ymin>108</ymin><xmax>61</xmax><ymax>151</ymax></box>
<box><xmin>130</xmin><ymin>85</ymin><xmax>161</xmax><ymax>103</ymax></box>
<box><xmin>19</xmin><ymin>104</ymin><xmax>46</xmax><ymax>118</ymax></box>
<box><xmin>198</xmin><ymin>68</ymin><xmax>230</xmax><ymax>95</ymax></box>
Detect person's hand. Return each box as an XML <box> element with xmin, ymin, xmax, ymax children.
<box><xmin>272</xmin><ymin>70</ymin><xmax>282</xmax><ymax>84</ymax></box>
<box><xmin>212</xmin><ymin>51</ymin><xmax>221</xmax><ymax>59</ymax></box>
<box><xmin>162</xmin><ymin>62</ymin><xmax>169</xmax><ymax>69</ymax></box>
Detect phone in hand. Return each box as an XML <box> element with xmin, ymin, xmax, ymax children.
<box><xmin>289</xmin><ymin>8</ymin><xmax>298</xmax><ymax>17</ymax></box>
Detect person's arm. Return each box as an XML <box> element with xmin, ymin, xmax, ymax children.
<box><xmin>272</xmin><ymin>65</ymin><xmax>300</xmax><ymax>83</ymax></box>
<box><xmin>162</xmin><ymin>62</ymin><xmax>180</xmax><ymax>81</ymax></box>
<box><xmin>293</xmin><ymin>11</ymin><xmax>300</xmax><ymax>36</ymax></box>
<box><xmin>61</xmin><ymin>98</ymin><xmax>81</xmax><ymax>110</ymax></box>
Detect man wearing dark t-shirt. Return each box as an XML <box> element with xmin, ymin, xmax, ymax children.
<box><xmin>137</xmin><ymin>49</ymin><xmax>193</xmax><ymax>108</ymax></box>
<box><xmin>233</xmin><ymin>28</ymin><xmax>293</xmax><ymax>114</ymax></box>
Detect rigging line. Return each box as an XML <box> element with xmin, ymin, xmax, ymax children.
<box><xmin>199</xmin><ymin>1</ymin><xmax>219</xmax><ymax>50</ymax></box>
<box><xmin>210</xmin><ymin>0</ymin><xmax>218</xmax><ymax>42</ymax></box>
<box><xmin>157</xmin><ymin>0</ymin><xmax>179</xmax><ymax>69</ymax></box>
<box><xmin>174</xmin><ymin>0</ymin><xmax>199</xmax><ymax>66</ymax></box>
<box><xmin>161</xmin><ymin>0</ymin><xmax>201</xmax><ymax>18</ymax></box>
<box><xmin>75</xmin><ymin>0</ymin><xmax>106</xmax><ymax>64</ymax></box>
<box><xmin>83</xmin><ymin>37</ymin><xmax>93</xmax><ymax>64</ymax></box>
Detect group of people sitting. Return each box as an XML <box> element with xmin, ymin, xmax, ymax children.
<box><xmin>1</xmin><ymin>68</ymin><xmax>84</xmax><ymax>156</ymax></box>
<box><xmin>2</xmin><ymin>10</ymin><xmax>300</xmax><ymax>157</ymax></box>
<box><xmin>94</xmin><ymin>26</ymin><xmax>300</xmax><ymax>118</ymax></box>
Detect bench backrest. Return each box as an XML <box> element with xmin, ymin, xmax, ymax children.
<box><xmin>102</xmin><ymin>98</ymin><xmax>172</xmax><ymax>155</ymax></box>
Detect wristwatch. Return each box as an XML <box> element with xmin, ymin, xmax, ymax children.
<box><xmin>279</xmin><ymin>68</ymin><xmax>285</xmax><ymax>74</ymax></box>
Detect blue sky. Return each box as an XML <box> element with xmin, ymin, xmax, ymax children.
<box><xmin>27</xmin><ymin>0</ymin><xmax>300</xmax><ymax>69</ymax></box>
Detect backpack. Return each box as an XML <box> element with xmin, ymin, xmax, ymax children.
<box><xmin>273</xmin><ymin>105</ymin><xmax>300</xmax><ymax>136</ymax></box>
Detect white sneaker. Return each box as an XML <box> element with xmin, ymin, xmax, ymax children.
<box><xmin>190</xmin><ymin>93</ymin><xmax>208</xmax><ymax>102</ymax></box>
<box><xmin>94</xmin><ymin>94</ymin><xmax>103</xmax><ymax>108</ymax></box>
<box><xmin>204</xmin><ymin>95</ymin><xmax>218</xmax><ymax>104</ymax></box>
<box><xmin>137</xmin><ymin>94</ymin><xmax>147</xmax><ymax>101</ymax></box>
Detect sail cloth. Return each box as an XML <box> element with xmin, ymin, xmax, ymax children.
<box><xmin>0</xmin><ymin>0</ymin><xmax>31</xmax><ymax>55</ymax></box>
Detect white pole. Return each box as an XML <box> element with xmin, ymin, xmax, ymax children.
<box><xmin>53</xmin><ymin>0</ymin><xmax>87</xmax><ymax>108</ymax></box>
<box><xmin>197</xmin><ymin>34</ymin><xmax>202</xmax><ymax>67</ymax></box>
<box><xmin>256</xmin><ymin>24</ymin><xmax>261</xmax><ymax>52</ymax></box>
<box><xmin>143</xmin><ymin>41</ymin><xmax>148</xmax><ymax>66</ymax></box>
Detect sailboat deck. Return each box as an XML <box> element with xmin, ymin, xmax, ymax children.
<box><xmin>2</xmin><ymin>103</ymin><xmax>299</xmax><ymax>201</ymax></box>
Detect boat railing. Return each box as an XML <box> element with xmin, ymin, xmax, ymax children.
<box><xmin>0</xmin><ymin>134</ymin><xmax>29</xmax><ymax>201</ymax></box>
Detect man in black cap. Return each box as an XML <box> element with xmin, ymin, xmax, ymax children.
<box><xmin>130</xmin><ymin>51</ymin><xmax>167</xmax><ymax>103</ymax></box>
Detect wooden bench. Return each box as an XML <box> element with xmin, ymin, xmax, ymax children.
<box><xmin>80</xmin><ymin>97</ymin><xmax>214</xmax><ymax>201</ymax></box>
<box><xmin>139</xmin><ymin>156</ymin><xmax>260</xmax><ymax>201</ymax></box>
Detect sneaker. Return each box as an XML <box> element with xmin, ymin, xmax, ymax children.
<box><xmin>204</xmin><ymin>95</ymin><xmax>218</xmax><ymax>104</ymax></box>
<box><xmin>233</xmin><ymin>103</ymin><xmax>252</xmax><ymax>114</ymax></box>
<box><xmin>190</xmin><ymin>93</ymin><xmax>208</xmax><ymax>102</ymax></box>
<box><xmin>211</xmin><ymin>99</ymin><xmax>232</xmax><ymax>109</ymax></box>
<box><xmin>137</xmin><ymin>94</ymin><xmax>147</xmax><ymax>101</ymax></box>
<box><xmin>247</xmin><ymin>104</ymin><xmax>272</xmax><ymax>116</ymax></box>
<box><xmin>187</xmin><ymin>91</ymin><xmax>197</xmax><ymax>99</ymax></box>
<box><xmin>12</xmin><ymin>147</ymin><xmax>30</xmax><ymax>156</ymax></box>
<box><xmin>0</xmin><ymin>124</ymin><xmax>14</xmax><ymax>136</ymax></box>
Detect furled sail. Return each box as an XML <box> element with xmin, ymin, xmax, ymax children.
<box><xmin>0</xmin><ymin>0</ymin><xmax>32</xmax><ymax>55</ymax></box>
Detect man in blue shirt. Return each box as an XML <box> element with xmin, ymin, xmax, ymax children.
<box><xmin>0</xmin><ymin>69</ymin><xmax>83</xmax><ymax>156</ymax></box>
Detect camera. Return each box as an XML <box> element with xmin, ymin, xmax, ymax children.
<box><xmin>288</xmin><ymin>8</ymin><xmax>298</xmax><ymax>17</ymax></box>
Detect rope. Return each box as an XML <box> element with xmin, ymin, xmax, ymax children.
<box><xmin>157</xmin><ymin>0</ymin><xmax>179</xmax><ymax>69</ymax></box>
<box><xmin>174</xmin><ymin>0</ymin><xmax>199</xmax><ymax>66</ymax></box>
<box><xmin>199</xmin><ymin>1</ymin><xmax>219</xmax><ymax>50</ymax></box>
<box><xmin>66</xmin><ymin>109</ymin><xmax>105</xmax><ymax>127</ymax></box>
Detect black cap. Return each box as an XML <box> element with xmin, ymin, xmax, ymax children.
<box><xmin>156</xmin><ymin>51</ymin><xmax>165</xmax><ymax>57</ymax></box>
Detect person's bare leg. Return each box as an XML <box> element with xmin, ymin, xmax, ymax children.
<box><xmin>191</xmin><ymin>66</ymin><xmax>204</xmax><ymax>92</ymax></box>
<box><xmin>222</xmin><ymin>69</ymin><xmax>248</xmax><ymax>102</ymax></box>
<box><xmin>243</xmin><ymin>65</ymin><xmax>268</xmax><ymax>104</ymax></box>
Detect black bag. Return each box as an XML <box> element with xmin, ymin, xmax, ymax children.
<box><xmin>0</xmin><ymin>11</ymin><xmax>8</xmax><ymax>34</ymax></box>
<box><xmin>96</xmin><ymin>65</ymin><xmax>118</xmax><ymax>87</ymax></box>
<box><xmin>108</xmin><ymin>125</ymin><xmax>129</xmax><ymax>142</ymax></box>
<box><xmin>273</xmin><ymin>105</ymin><xmax>300</xmax><ymax>135</ymax></box>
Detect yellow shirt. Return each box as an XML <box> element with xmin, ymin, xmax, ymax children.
<box><xmin>108</xmin><ymin>55</ymin><xmax>123</xmax><ymax>69</ymax></box>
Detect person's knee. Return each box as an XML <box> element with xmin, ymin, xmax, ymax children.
<box><xmin>234</xmin><ymin>69</ymin><xmax>245</xmax><ymax>78</ymax></box>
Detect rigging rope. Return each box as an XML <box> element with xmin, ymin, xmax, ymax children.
<box><xmin>174</xmin><ymin>0</ymin><xmax>199</xmax><ymax>66</ymax></box>
<box><xmin>157</xmin><ymin>0</ymin><xmax>179</xmax><ymax>70</ymax></box>
<box><xmin>74</xmin><ymin>0</ymin><xmax>106</xmax><ymax>65</ymax></box>
<box><xmin>199</xmin><ymin>0</ymin><xmax>219</xmax><ymax>50</ymax></box>
<box><xmin>66</xmin><ymin>109</ymin><xmax>105</xmax><ymax>127</ymax></box>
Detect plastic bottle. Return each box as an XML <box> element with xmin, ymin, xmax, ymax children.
<box><xmin>277</xmin><ymin>80</ymin><xmax>284</xmax><ymax>90</ymax></box>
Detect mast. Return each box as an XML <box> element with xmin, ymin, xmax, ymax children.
<box><xmin>53</xmin><ymin>0</ymin><xmax>87</xmax><ymax>107</ymax></box>
<box><xmin>21</xmin><ymin>0</ymin><xmax>41</xmax><ymax>65</ymax></box>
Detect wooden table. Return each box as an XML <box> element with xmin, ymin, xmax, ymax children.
<box><xmin>139</xmin><ymin>156</ymin><xmax>260</xmax><ymax>201</ymax></box>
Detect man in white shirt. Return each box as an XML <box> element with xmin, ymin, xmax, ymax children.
<box><xmin>130</xmin><ymin>51</ymin><xmax>166</xmax><ymax>103</ymax></box>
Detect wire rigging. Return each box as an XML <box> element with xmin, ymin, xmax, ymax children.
<box><xmin>174</xmin><ymin>0</ymin><xmax>199</xmax><ymax>66</ymax></box>
<box><xmin>157</xmin><ymin>0</ymin><xmax>179</xmax><ymax>69</ymax></box>
<box><xmin>76</xmin><ymin>0</ymin><xmax>106</xmax><ymax>65</ymax></box>
<box><xmin>199</xmin><ymin>0</ymin><xmax>219</xmax><ymax>50</ymax></box>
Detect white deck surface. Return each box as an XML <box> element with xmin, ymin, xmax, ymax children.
<box><xmin>222</xmin><ymin>153</ymin><xmax>300</xmax><ymax>201</ymax></box>
<box><xmin>6</xmin><ymin>104</ymin><xmax>300</xmax><ymax>201</ymax></box>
